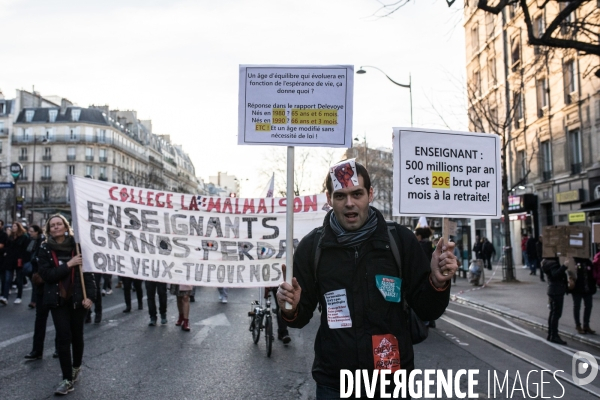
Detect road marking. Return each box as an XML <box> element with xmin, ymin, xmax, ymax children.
<box><xmin>193</xmin><ymin>326</ymin><xmax>211</xmax><ymax>346</ymax></box>
<box><xmin>193</xmin><ymin>312</ymin><xmax>231</xmax><ymax>326</ymax></box>
<box><xmin>441</xmin><ymin>315</ymin><xmax>600</xmax><ymax>398</ymax></box>
<box><xmin>449</xmin><ymin>303</ymin><xmax>600</xmax><ymax>362</ymax></box>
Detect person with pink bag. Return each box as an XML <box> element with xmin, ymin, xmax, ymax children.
<box><xmin>170</xmin><ymin>284</ymin><xmax>194</xmax><ymax>331</ymax></box>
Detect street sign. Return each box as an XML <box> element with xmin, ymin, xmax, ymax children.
<box><xmin>10</xmin><ymin>162</ymin><xmax>22</xmax><ymax>180</ymax></box>
<box><xmin>0</xmin><ymin>182</ymin><xmax>14</xmax><ymax>189</ymax></box>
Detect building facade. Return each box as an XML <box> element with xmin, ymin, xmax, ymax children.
<box><xmin>464</xmin><ymin>2</ymin><xmax>600</xmax><ymax>262</ymax></box>
<box><xmin>4</xmin><ymin>89</ymin><xmax>203</xmax><ymax>225</ymax></box>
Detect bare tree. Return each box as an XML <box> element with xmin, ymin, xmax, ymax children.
<box><xmin>374</xmin><ymin>0</ymin><xmax>600</xmax><ymax>63</ymax></box>
<box><xmin>261</xmin><ymin>147</ymin><xmax>343</xmax><ymax>196</ymax></box>
<box><xmin>466</xmin><ymin>57</ymin><xmax>542</xmax><ymax>280</ymax></box>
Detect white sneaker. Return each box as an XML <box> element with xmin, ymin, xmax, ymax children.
<box><xmin>221</xmin><ymin>298</ymin><xmax>228</xmax><ymax>304</ymax></box>
<box><xmin>101</xmin><ymin>289</ymin><xmax>106</xmax><ymax>295</ymax></box>
<box><xmin>218</xmin><ymin>295</ymin><xmax>223</xmax><ymax>302</ymax></box>
<box><xmin>0</xmin><ymin>297</ymin><xmax>7</xmax><ymax>305</ymax></box>
<box><xmin>14</xmin><ymin>298</ymin><xmax>22</xmax><ymax>304</ymax></box>
<box><xmin>106</xmin><ymin>289</ymin><xmax>113</xmax><ymax>295</ymax></box>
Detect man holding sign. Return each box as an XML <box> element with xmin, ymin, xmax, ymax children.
<box><xmin>277</xmin><ymin>159</ymin><xmax>457</xmax><ymax>398</ymax></box>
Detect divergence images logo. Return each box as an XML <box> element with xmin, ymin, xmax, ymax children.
<box><xmin>572</xmin><ymin>351</ymin><xmax>598</xmax><ymax>386</ymax></box>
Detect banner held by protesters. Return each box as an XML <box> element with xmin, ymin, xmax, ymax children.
<box><xmin>68</xmin><ymin>176</ymin><xmax>328</xmax><ymax>288</ymax></box>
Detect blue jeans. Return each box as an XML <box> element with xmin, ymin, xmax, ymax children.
<box><xmin>3</xmin><ymin>269</ymin><xmax>24</xmax><ymax>299</ymax></box>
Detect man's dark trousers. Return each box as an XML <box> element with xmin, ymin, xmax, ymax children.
<box><xmin>145</xmin><ymin>281</ymin><xmax>167</xmax><ymax>318</ymax></box>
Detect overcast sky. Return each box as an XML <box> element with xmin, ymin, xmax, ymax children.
<box><xmin>0</xmin><ymin>0</ymin><xmax>467</xmax><ymax>196</ymax></box>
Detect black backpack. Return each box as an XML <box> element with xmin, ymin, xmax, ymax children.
<box><xmin>310</xmin><ymin>222</ymin><xmax>429</xmax><ymax>344</ymax></box>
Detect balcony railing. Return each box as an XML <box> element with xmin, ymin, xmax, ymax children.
<box><xmin>18</xmin><ymin>155</ymin><xmax>28</xmax><ymax>161</ymax></box>
<box><xmin>41</xmin><ymin>176</ymin><xmax>52</xmax><ymax>181</ymax></box>
<box><xmin>85</xmin><ymin>155</ymin><xmax>94</xmax><ymax>161</ymax></box>
<box><xmin>42</xmin><ymin>155</ymin><xmax>52</xmax><ymax>161</ymax></box>
<box><xmin>571</xmin><ymin>163</ymin><xmax>582</xmax><ymax>174</ymax></box>
<box><xmin>99</xmin><ymin>157</ymin><xmax>107</xmax><ymax>163</ymax></box>
<box><xmin>19</xmin><ymin>176</ymin><xmax>28</xmax><ymax>181</ymax></box>
<box><xmin>0</xmin><ymin>128</ymin><xmax>8</xmax><ymax>135</ymax></box>
<box><xmin>12</xmin><ymin>134</ymin><xmax>147</xmax><ymax>162</ymax></box>
<box><xmin>67</xmin><ymin>155</ymin><xmax>76</xmax><ymax>161</ymax></box>
<box><xmin>542</xmin><ymin>171</ymin><xmax>552</xmax><ymax>181</ymax></box>
<box><xmin>99</xmin><ymin>176</ymin><xmax>108</xmax><ymax>181</ymax></box>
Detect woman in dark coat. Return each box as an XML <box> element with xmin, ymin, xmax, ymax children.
<box><xmin>571</xmin><ymin>257</ymin><xmax>596</xmax><ymax>334</ymax></box>
<box><xmin>542</xmin><ymin>257</ymin><xmax>568</xmax><ymax>345</ymax></box>
<box><xmin>38</xmin><ymin>214</ymin><xmax>96</xmax><ymax>395</ymax></box>
<box><xmin>0</xmin><ymin>222</ymin><xmax>31</xmax><ymax>305</ymax></box>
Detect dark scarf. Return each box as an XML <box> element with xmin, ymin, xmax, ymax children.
<box><xmin>329</xmin><ymin>207</ymin><xmax>378</xmax><ymax>248</ymax></box>
<box><xmin>47</xmin><ymin>235</ymin><xmax>76</xmax><ymax>299</ymax></box>
<box><xmin>46</xmin><ymin>235</ymin><xmax>76</xmax><ymax>252</ymax></box>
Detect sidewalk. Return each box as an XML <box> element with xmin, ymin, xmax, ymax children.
<box><xmin>450</xmin><ymin>262</ymin><xmax>600</xmax><ymax>348</ymax></box>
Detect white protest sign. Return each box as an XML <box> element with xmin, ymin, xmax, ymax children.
<box><xmin>393</xmin><ymin>128</ymin><xmax>501</xmax><ymax>218</ymax></box>
<box><xmin>68</xmin><ymin>176</ymin><xmax>329</xmax><ymax>288</ymax></box>
<box><xmin>238</xmin><ymin>64</ymin><xmax>354</xmax><ymax>147</ymax></box>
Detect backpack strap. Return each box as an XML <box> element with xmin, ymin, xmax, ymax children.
<box><xmin>312</xmin><ymin>227</ymin><xmax>325</xmax><ymax>283</ymax></box>
<box><xmin>386</xmin><ymin>222</ymin><xmax>408</xmax><ymax>312</ymax></box>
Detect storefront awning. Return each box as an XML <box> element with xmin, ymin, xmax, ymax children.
<box><xmin>580</xmin><ymin>198</ymin><xmax>600</xmax><ymax>212</ymax></box>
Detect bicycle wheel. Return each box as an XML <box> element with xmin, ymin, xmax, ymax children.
<box><xmin>265</xmin><ymin>316</ymin><xmax>273</xmax><ymax>357</ymax></box>
<box><xmin>252</xmin><ymin>315</ymin><xmax>261</xmax><ymax>344</ymax></box>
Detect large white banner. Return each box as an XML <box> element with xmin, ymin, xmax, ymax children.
<box><xmin>393</xmin><ymin>128</ymin><xmax>501</xmax><ymax>218</ymax></box>
<box><xmin>68</xmin><ymin>176</ymin><xmax>329</xmax><ymax>287</ymax></box>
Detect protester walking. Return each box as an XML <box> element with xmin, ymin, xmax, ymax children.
<box><xmin>472</xmin><ymin>235</ymin><xmax>482</xmax><ymax>260</ymax></box>
<box><xmin>571</xmin><ymin>257</ymin><xmax>596</xmax><ymax>334</ymax></box>
<box><xmin>1</xmin><ymin>222</ymin><xmax>31</xmax><ymax>304</ymax></box>
<box><xmin>37</xmin><ymin>214</ymin><xmax>96</xmax><ymax>395</ymax></box>
<box><xmin>593</xmin><ymin>250</ymin><xmax>600</xmax><ymax>288</ymax></box>
<box><xmin>526</xmin><ymin>235</ymin><xmax>539</xmax><ymax>277</ymax></box>
<box><xmin>536</xmin><ymin>235</ymin><xmax>545</xmax><ymax>282</ymax></box>
<box><xmin>24</xmin><ymin>225</ymin><xmax>44</xmax><ymax>308</ymax></box>
<box><xmin>217</xmin><ymin>287</ymin><xmax>228</xmax><ymax>303</ymax></box>
<box><xmin>171</xmin><ymin>284</ymin><xmax>193</xmax><ymax>331</ymax></box>
<box><xmin>24</xmin><ymin>237</ymin><xmax>57</xmax><ymax>361</ymax></box>
<box><xmin>0</xmin><ymin>220</ymin><xmax>8</xmax><ymax>305</ymax></box>
<box><xmin>267</xmin><ymin>287</ymin><xmax>291</xmax><ymax>344</ymax></box>
<box><xmin>542</xmin><ymin>257</ymin><xmax>569</xmax><ymax>345</ymax></box>
<box><xmin>521</xmin><ymin>234</ymin><xmax>529</xmax><ymax>269</ymax></box>
<box><xmin>277</xmin><ymin>159</ymin><xmax>456</xmax><ymax>398</ymax></box>
<box><xmin>122</xmin><ymin>277</ymin><xmax>143</xmax><ymax>313</ymax></box>
<box><xmin>481</xmin><ymin>237</ymin><xmax>496</xmax><ymax>270</ymax></box>
<box><xmin>145</xmin><ymin>280</ymin><xmax>167</xmax><ymax>326</ymax></box>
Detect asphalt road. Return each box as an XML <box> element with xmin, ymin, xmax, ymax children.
<box><xmin>1</xmin><ymin>282</ymin><xmax>599</xmax><ymax>400</ymax></box>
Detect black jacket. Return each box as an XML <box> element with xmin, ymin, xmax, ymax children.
<box><xmin>572</xmin><ymin>259</ymin><xmax>597</xmax><ymax>296</ymax></box>
<box><xmin>286</xmin><ymin>209</ymin><xmax>450</xmax><ymax>389</ymax></box>
<box><xmin>472</xmin><ymin>240</ymin><xmax>482</xmax><ymax>259</ymax></box>
<box><xmin>482</xmin><ymin>240</ymin><xmax>496</xmax><ymax>259</ymax></box>
<box><xmin>4</xmin><ymin>234</ymin><xmax>31</xmax><ymax>271</ymax></box>
<box><xmin>37</xmin><ymin>241</ymin><xmax>96</xmax><ymax>309</ymax></box>
<box><xmin>542</xmin><ymin>258</ymin><xmax>568</xmax><ymax>296</ymax></box>
<box><xmin>526</xmin><ymin>237</ymin><xmax>538</xmax><ymax>259</ymax></box>
<box><xmin>27</xmin><ymin>234</ymin><xmax>45</xmax><ymax>273</ymax></box>
<box><xmin>418</xmin><ymin>240</ymin><xmax>434</xmax><ymax>262</ymax></box>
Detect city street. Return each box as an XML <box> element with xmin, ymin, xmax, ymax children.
<box><xmin>1</xmin><ymin>275</ymin><xmax>599</xmax><ymax>400</ymax></box>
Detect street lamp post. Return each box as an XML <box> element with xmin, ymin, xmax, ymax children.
<box><xmin>353</xmin><ymin>134</ymin><xmax>367</xmax><ymax>169</ymax></box>
<box><xmin>356</xmin><ymin>66</ymin><xmax>413</xmax><ymax>127</ymax></box>
<box><xmin>30</xmin><ymin>136</ymin><xmax>47</xmax><ymax>224</ymax></box>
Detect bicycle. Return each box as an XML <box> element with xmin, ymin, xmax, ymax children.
<box><xmin>248</xmin><ymin>289</ymin><xmax>274</xmax><ymax>357</ymax></box>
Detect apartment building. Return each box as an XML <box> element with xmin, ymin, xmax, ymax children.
<box><xmin>465</xmin><ymin>2</ymin><xmax>600</xmax><ymax>261</ymax></box>
<box><xmin>5</xmin><ymin>89</ymin><xmax>204</xmax><ymax>224</ymax></box>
